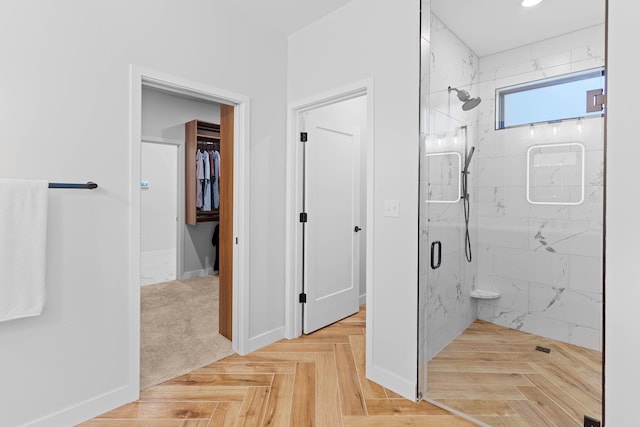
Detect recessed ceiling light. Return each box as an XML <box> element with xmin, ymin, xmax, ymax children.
<box><xmin>522</xmin><ymin>0</ymin><xmax>542</xmax><ymax>7</ymax></box>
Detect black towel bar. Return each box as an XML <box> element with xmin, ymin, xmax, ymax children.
<box><xmin>48</xmin><ymin>182</ymin><xmax>98</xmax><ymax>189</ymax></box>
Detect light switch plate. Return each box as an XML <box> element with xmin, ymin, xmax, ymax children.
<box><xmin>384</xmin><ymin>199</ymin><xmax>400</xmax><ymax>217</ymax></box>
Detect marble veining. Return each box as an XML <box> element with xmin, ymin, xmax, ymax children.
<box><xmin>534</xmin><ymin>231</ymin><xmax>556</xmax><ymax>253</ymax></box>
<box><xmin>533</xmin><ymin>225</ymin><xmax>593</xmax><ymax>254</ymax></box>
<box><xmin>531</xmin><ymin>58</ymin><xmax>542</xmax><ymax>71</ymax></box>
<box><xmin>543</xmin><ymin>287</ymin><xmax>566</xmax><ymax>310</ymax></box>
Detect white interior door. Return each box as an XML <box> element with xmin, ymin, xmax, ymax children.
<box><xmin>303</xmin><ymin>110</ymin><xmax>361</xmax><ymax>333</ymax></box>
<box><xmin>140</xmin><ymin>142</ymin><xmax>178</xmax><ymax>286</ymax></box>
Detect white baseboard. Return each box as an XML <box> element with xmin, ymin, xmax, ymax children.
<box><xmin>248</xmin><ymin>326</ymin><xmax>286</xmax><ymax>353</ymax></box>
<box><xmin>181</xmin><ymin>267</ymin><xmax>215</xmax><ymax>280</ymax></box>
<box><xmin>359</xmin><ymin>293</ymin><xmax>366</xmax><ymax>305</ymax></box>
<box><xmin>366</xmin><ymin>363</ymin><xmax>416</xmax><ymax>401</ymax></box>
<box><xmin>22</xmin><ymin>385</ymin><xmax>135</xmax><ymax>427</ymax></box>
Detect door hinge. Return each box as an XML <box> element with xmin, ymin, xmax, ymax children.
<box><xmin>299</xmin><ymin>212</ymin><xmax>308</xmax><ymax>223</ymax></box>
<box><xmin>586</xmin><ymin>89</ymin><xmax>606</xmax><ymax>113</ymax></box>
<box><xmin>299</xmin><ymin>293</ymin><xmax>307</xmax><ymax>303</ymax></box>
<box><xmin>300</xmin><ymin>132</ymin><xmax>308</xmax><ymax>142</ymax></box>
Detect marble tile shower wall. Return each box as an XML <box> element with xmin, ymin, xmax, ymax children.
<box><xmin>420</xmin><ymin>12</ymin><xmax>480</xmax><ymax>360</ymax></box>
<box><xmin>474</xmin><ymin>25</ymin><xmax>605</xmax><ymax>351</ymax></box>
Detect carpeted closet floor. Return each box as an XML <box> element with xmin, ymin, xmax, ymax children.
<box><xmin>140</xmin><ymin>275</ymin><xmax>234</xmax><ymax>390</ymax></box>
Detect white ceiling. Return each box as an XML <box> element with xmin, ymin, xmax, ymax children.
<box><xmin>432</xmin><ymin>0</ymin><xmax>605</xmax><ymax>57</ymax></box>
<box><xmin>213</xmin><ymin>0</ymin><xmax>605</xmax><ymax>56</ymax></box>
<box><xmin>212</xmin><ymin>0</ymin><xmax>354</xmax><ymax>36</ymax></box>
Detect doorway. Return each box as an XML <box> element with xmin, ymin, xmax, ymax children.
<box><xmin>286</xmin><ymin>81</ymin><xmax>373</xmax><ymax>339</ymax></box>
<box><xmin>130</xmin><ymin>66</ymin><xmax>252</xmax><ymax>394</ymax></box>
<box><xmin>138</xmin><ymin>87</ymin><xmax>237</xmax><ymax>389</ymax></box>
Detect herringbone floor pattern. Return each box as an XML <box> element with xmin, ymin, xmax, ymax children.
<box><xmin>79</xmin><ymin>309</ymin><xmax>602</xmax><ymax>426</ymax></box>
<box><xmin>79</xmin><ymin>307</ymin><xmax>477</xmax><ymax>426</ymax></box>
<box><xmin>427</xmin><ymin>320</ymin><xmax>602</xmax><ymax>426</ymax></box>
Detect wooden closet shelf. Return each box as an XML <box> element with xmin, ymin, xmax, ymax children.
<box><xmin>197</xmin><ymin>141</ymin><xmax>220</xmax><ymax>149</ymax></box>
<box><xmin>196</xmin><ymin>216</ymin><xmax>219</xmax><ymax>222</ymax></box>
<box><xmin>197</xmin><ymin>133</ymin><xmax>220</xmax><ymax>140</ymax></box>
<box><xmin>196</xmin><ymin>122</ymin><xmax>220</xmax><ymax>140</ymax></box>
<box><xmin>196</xmin><ymin>210</ymin><xmax>219</xmax><ymax>222</ymax></box>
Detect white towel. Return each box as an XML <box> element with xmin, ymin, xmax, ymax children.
<box><xmin>0</xmin><ymin>179</ymin><xmax>48</xmax><ymax>322</ymax></box>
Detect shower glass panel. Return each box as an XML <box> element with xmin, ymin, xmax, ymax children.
<box><xmin>418</xmin><ymin>0</ymin><xmax>479</xmax><ymax>397</ymax></box>
<box><xmin>418</xmin><ymin>1</ymin><xmax>604</xmax><ymax>419</ymax></box>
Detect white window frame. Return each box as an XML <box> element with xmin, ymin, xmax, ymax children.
<box><xmin>496</xmin><ymin>67</ymin><xmax>605</xmax><ymax>130</ymax></box>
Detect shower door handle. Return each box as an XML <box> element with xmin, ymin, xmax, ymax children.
<box><xmin>430</xmin><ymin>241</ymin><xmax>442</xmax><ymax>269</ymax></box>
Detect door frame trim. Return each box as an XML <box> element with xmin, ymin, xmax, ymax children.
<box><xmin>285</xmin><ymin>79</ymin><xmax>375</xmax><ymax>338</ymax></box>
<box><xmin>129</xmin><ymin>65</ymin><xmax>252</xmax><ymax>398</ymax></box>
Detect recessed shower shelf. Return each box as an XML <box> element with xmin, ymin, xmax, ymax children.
<box><xmin>470</xmin><ymin>289</ymin><xmax>501</xmax><ymax>300</ymax></box>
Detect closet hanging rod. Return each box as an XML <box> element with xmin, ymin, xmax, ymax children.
<box><xmin>48</xmin><ymin>181</ymin><xmax>98</xmax><ymax>189</ymax></box>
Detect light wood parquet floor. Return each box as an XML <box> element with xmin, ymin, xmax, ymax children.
<box><xmin>79</xmin><ymin>309</ymin><xmax>602</xmax><ymax>426</ymax></box>
<box><xmin>79</xmin><ymin>306</ymin><xmax>477</xmax><ymax>427</ymax></box>
<box><xmin>427</xmin><ymin>320</ymin><xmax>602</xmax><ymax>426</ymax></box>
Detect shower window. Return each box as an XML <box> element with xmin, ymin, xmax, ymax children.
<box><xmin>496</xmin><ymin>67</ymin><xmax>605</xmax><ymax>129</ymax></box>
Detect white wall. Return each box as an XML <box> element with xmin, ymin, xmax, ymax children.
<box><xmin>142</xmin><ymin>87</ymin><xmax>221</xmax><ymax>141</ymax></box>
<box><xmin>288</xmin><ymin>0</ymin><xmax>420</xmax><ymax>398</ymax></box>
<box><xmin>605</xmin><ymin>2</ymin><xmax>640</xmax><ymax>424</ymax></box>
<box><xmin>0</xmin><ymin>1</ymin><xmax>287</xmax><ymax>425</ymax></box>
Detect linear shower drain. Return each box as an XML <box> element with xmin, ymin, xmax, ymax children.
<box><xmin>535</xmin><ymin>345</ymin><xmax>551</xmax><ymax>354</ymax></box>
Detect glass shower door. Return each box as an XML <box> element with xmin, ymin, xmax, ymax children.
<box><xmin>418</xmin><ymin>117</ymin><xmax>476</xmax><ymax>397</ymax></box>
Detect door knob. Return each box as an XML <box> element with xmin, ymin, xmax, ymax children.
<box><xmin>354</xmin><ymin>226</ymin><xmax>362</xmax><ymax>232</ymax></box>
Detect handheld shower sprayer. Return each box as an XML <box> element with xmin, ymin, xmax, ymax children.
<box><xmin>463</xmin><ymin>146</ymin><xmax>475</xmax><ymax>174</ymax></box>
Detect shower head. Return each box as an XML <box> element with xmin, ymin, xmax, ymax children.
<box><xmin>448</xmin><ymin>86</ymin><xmax>482</xmax><ymax>111</ymax></box>
<box><xmin>462</xmin><ymin>97</ymin><xmax>482</xmax><ymax>111</ymax></box>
